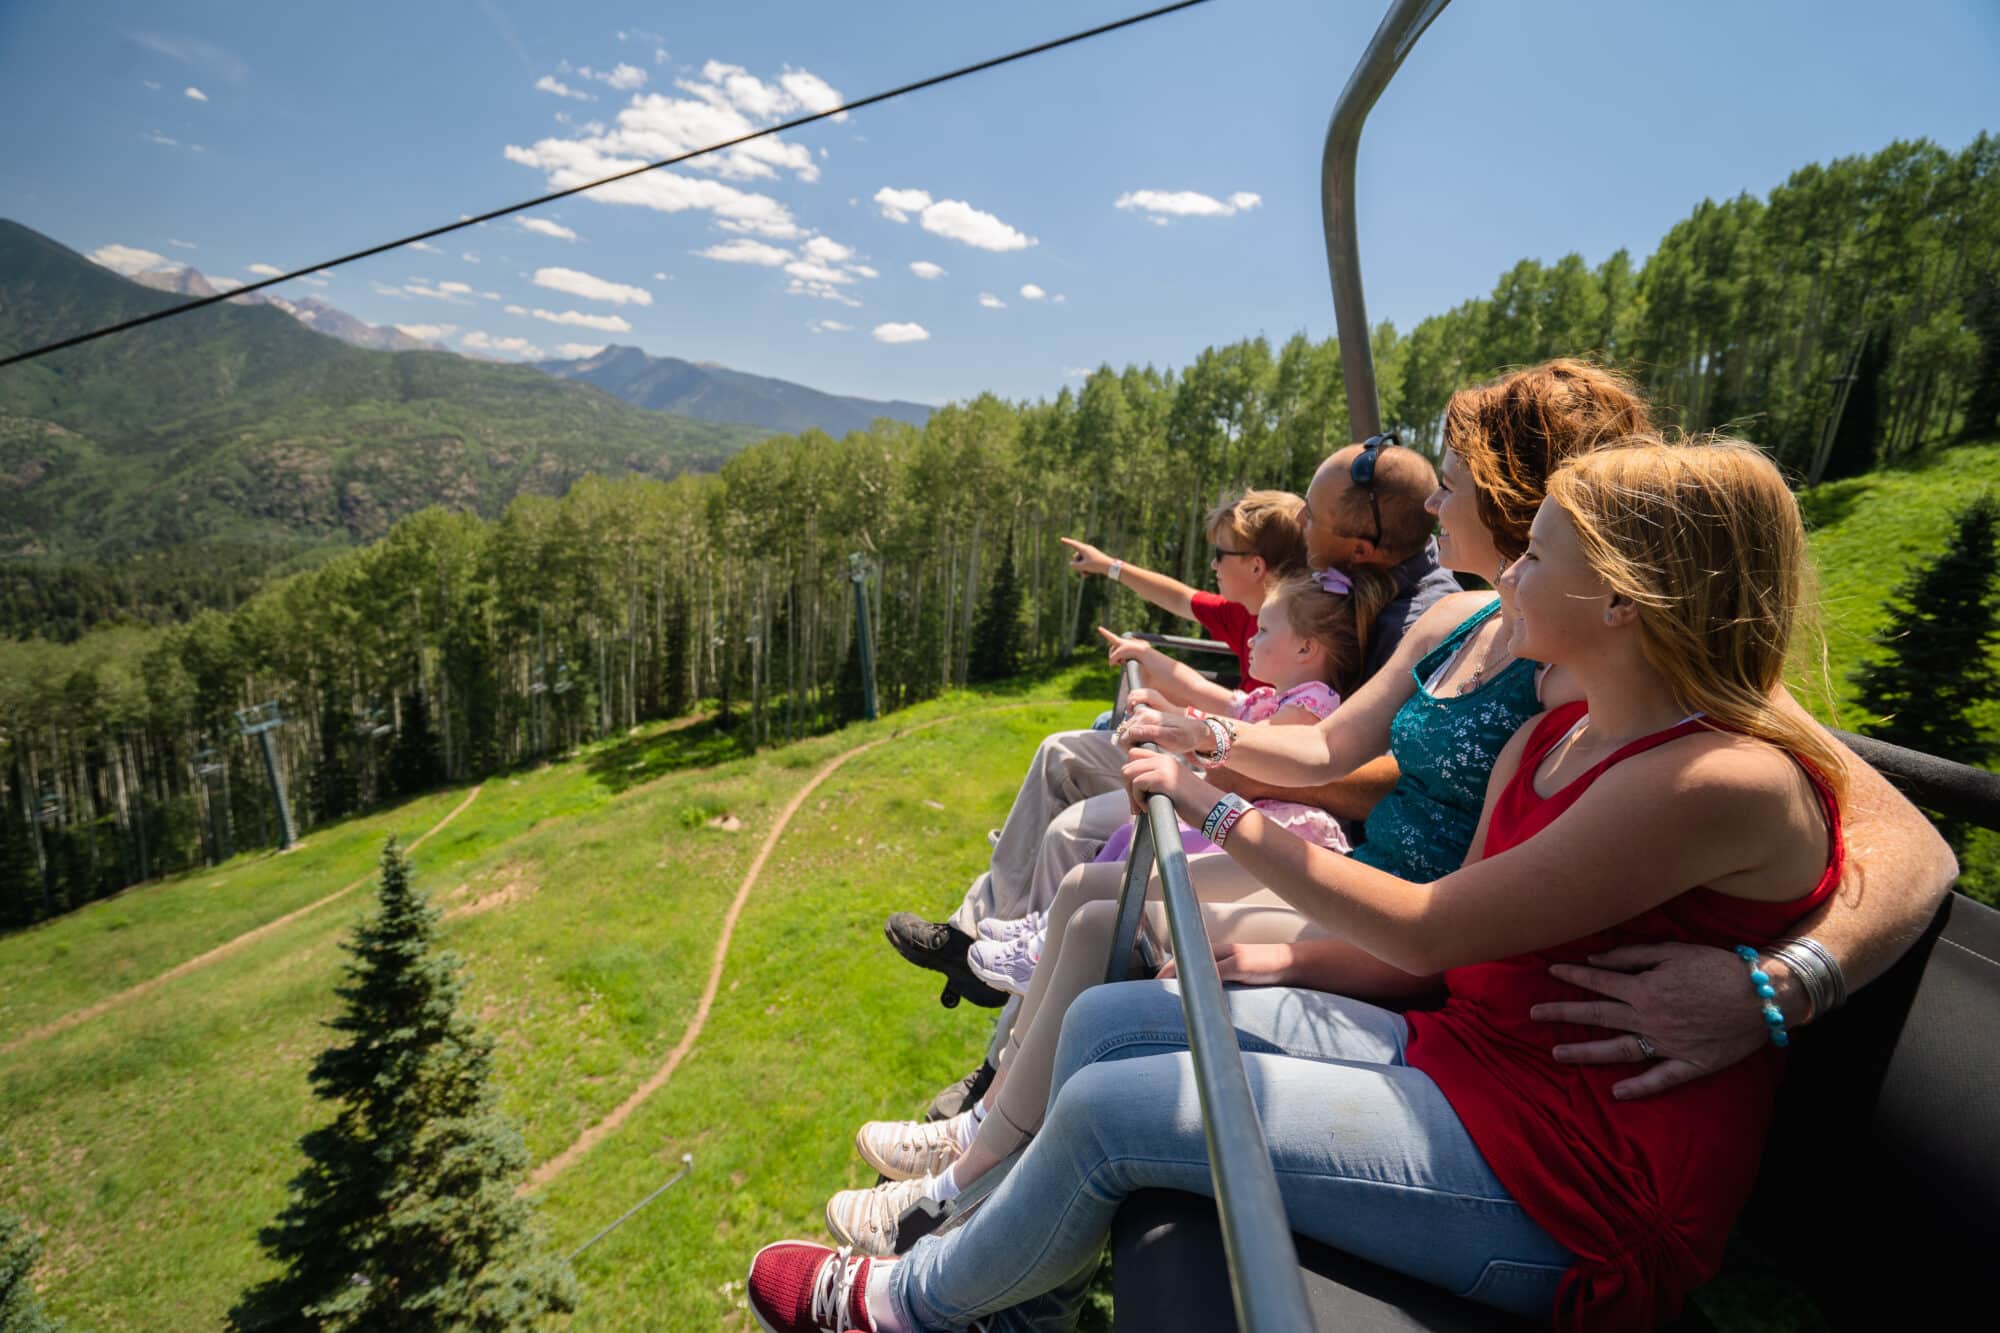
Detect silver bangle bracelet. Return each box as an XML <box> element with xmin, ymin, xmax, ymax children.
<box><xmin>1783</xmin><ymin>936</ymin><xmax>1848</xmax><ymax>1012</ymax></box>
<box><xmin>1769</xmin><ymin>938</ymin><xmax>1846</xmax><ymax>1022</ymax></box>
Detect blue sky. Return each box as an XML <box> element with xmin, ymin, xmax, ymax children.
<box><xmin>2</xmin><ymin>0</ymin><xmax>1995</xmax><ymax>407</ymax></box>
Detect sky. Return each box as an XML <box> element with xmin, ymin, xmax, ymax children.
<box><xmin>1</xmin><ymin>0</ymin><xmax>1995</xmax><ymax>408</ymax></box>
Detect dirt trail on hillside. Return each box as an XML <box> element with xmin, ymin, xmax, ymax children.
<box><xmin>525</xmin><ymin>705</ymin><xmax>1043</xmax><ymax>1192</ymax></box>
<box><xmin>2</xmin><ymin>784</ymin><xmax>485</xmax><ymax>1056</ymax></box>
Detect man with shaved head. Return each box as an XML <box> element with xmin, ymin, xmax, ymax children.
<box><xmin>1304</xmin><ymin>436</ymin><xmax>1460</xmax><ymax>676</ymax></box>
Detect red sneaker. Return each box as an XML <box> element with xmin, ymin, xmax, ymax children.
<box><xmin>746</xmin><ymin>1240</ymin><xmax>877</xmax><ymax>1333</ymax></box>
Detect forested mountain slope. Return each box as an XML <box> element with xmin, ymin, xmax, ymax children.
<box><xmin>533</xmin><ymin>343</ymin><xmax>934</xmax><ymax>438</ymax></box>
<box><xmin>0</xmin><ymin>220</ymin><xmax>764</xmax><ymax>559</ymax></box>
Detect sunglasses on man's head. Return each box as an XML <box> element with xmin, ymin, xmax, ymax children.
<box><xmin>1349</xmin><ymin>432</ymin><xmax>1398</xmax><ymax>548</ymax></box>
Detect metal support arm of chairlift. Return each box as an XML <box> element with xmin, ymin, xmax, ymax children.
<box><xmin>1322</xmin><ymin>0</ymin><xmax>1454</xmax><ymax>440</ymax></box>
<box><xmin>1104</xmin><ymin>659</ymin><xmax>1315</xmax><ymax>1330</ymax></box>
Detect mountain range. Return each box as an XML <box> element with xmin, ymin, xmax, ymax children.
<box><xmin>123</xmin><ymin>263</ymin><xmax>441</xmax><ymax>352</ymax></box>
<box><xmin>114</xmin><ymin>259</ymin><xmax>934</xmax><ymax>436</ymax></box>
<box><xmin>0</xmin><ymin>219</ymin><xmax>763</xmax><ymax>560</ymax></box>
<box><xmin>533</xmin><ymin>344</ymin><xmax>933</xmax><ymax>438</ymax></box>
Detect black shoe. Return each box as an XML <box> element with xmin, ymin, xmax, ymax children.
<box><xmin>884</xmin><ymin>913</ymin><xmax>1009</xmax><ymax>1009</ymax></box>
<box><xmin>925</xmin><ymin>1060</ymin><xmax>998</xmax><ymax>1123</ymax></box>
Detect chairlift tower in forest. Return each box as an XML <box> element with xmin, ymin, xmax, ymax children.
<box><xmin>235</xmin><ymin>701</ymin><xmax>298</xmax><ymax>851</ymax></box>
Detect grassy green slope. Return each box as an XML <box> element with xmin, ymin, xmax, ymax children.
<box><xmin>0</xmin><ymin>662</ymin><xmax>1109</xmax><ymax>1330</ymax></box>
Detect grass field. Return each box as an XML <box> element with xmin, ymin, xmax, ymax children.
<box><xmin>1</xmin><ymin>659</ymin><xmax>1111</xmax><ymax>1330</ymax></box>
<box><xmin>4</xmin><ymin>440</ymin><xmax>1996</xmax><ymax>1330</ymax></box>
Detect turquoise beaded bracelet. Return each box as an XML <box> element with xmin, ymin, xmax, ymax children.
<box><xmin>1734</xmin><ymin>945</ymin><xmax>1790</xmax><ymax>1048</ymax></box>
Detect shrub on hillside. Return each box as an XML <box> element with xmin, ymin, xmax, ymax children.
<box><xmin>229</xmin><ymin>839</ymin><xmax>574</xmax><ymax>1332</ymax></box>
<box><xmin>0</xmin><ymin>1213</ymin><xmax>65</xmax><ymax>1332</ymax></box>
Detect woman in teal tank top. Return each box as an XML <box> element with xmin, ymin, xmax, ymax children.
<box><xmin>1354</xmin><ymin>599</ymin><xmax>1542</xmax><ymax>881</ymax></box>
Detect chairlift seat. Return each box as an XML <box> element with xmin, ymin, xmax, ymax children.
<box><xmin>1110</xmin><ymin>888</ymin><xmax>2000</xmax><ymax>1330</ymax></box>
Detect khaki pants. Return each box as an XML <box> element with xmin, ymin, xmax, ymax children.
<box><xmin>977</xmin><ymin>852</ymin><xmax>1325</xmax><ymax>1155</ymax></box>
<box><xmin>947</xmin><ymin>729</ymin><xmax>1132</xmax><ymax>936</ymax></box>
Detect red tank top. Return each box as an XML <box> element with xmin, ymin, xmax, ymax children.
<box><xmin>1404</xmin><ymin>701</ymin><xmax>1843</xmax><ymax>1331</ymax></box>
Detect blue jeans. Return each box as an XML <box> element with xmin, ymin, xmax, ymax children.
<box><xmin>888</xmin><ymin>980</ymin><xmax>1573</xmax><ymax>1332</ymax></box>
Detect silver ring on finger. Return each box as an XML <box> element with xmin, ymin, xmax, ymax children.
<box><xmin>1635</xmin><ymin>1034</ymin><xmax>1658</xmax><ymax>1060</ymax></box>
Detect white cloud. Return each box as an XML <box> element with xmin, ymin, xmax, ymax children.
<box><xmin>87</xmin><ymin>243</ymin><xmax>168</xmax><ymax>275</ymax></box>
<box><xmin>504</xmin><ymin>304</ymin><xmax>527</xmax><ymax>315</ymax></box>
<box><xmin>209</xmin><ymin>276</ymin><xmax>245</xmax><ymax>292</ymax></box>
<box><xmin>461</xmin><ymin>251</ymin><xmax>480</xmax><ymax>263</ymax></box>
<box><xmin>807</xmin><ymin>319</ymin><xmax>851</xmax><ymax>334</ymax></box>
<box><xmin>784</xmin><ymin>259</ymin><xmax>853</xmax><ymax>286</ymax></box>
<box><xmin>655</xmin><ymin>47</ymin><xmax>669</xmax><ymax>65</ymax></box>
<box><xmin>652</xmin><ymin>271</ymin><xmax>669</xmax><ymax>280</ymax></box>
<box><xmin>851</xmin><ymin>264</ymin><xmax>878</xmax><ymax>279</ymax></box>
<box><xmin>532</xmin><ymin>265</ymin><xmax>651</xmax><ymax>305</ymax></box>
<box><xmin>246</xmin><ymin>263</ymin><xmax>284</xmax><ymax>277</ymax></box>
<box><xmin>921</xmin><ymin>199</ymin><xmax>1034</xmax><ymax>252</ymax></box>
<box><xmin>535</xmin><ymin>75</ymin><xmax>593</xmax><ymax>101</ymax></box>
<box><xmin>779</xmin><ymin>68</ymin><xmax>847</xmax><ymax>120</ymax></box>
<box><xmin>184</xmin><ymin>86</ymin><xmax>208</xmax><ymax>102</ymax></box>
<box><xmin>1019</xmin><ymin>283</ymin><xmax>1047</xmax><ymax>301</ymax></box>
<box><xmin>909</xmin><ymin>260</ymin><xmax>946</xmax><ymax>280</ymax></box>
<box><xmin>699</xmin><ymin>238</ymin><xmax>791</xmax><ymax>266</ymax></box>
<box><xmin>143</xmin><ymin>130</ymin><xmax>179</xmax><ymax>147</ymax></box>
<box><xmin>579</xmin><ymin>62</ymin><xmax>646</xmax><ymax>90</ymax></box>
<box><xmin>786</xmin><ymin>277</ymin><xmax>861</xmax><ymax>307</ymax></box>
<box><xmin>393</xmin><ymin>323</ymin><xmax>455</xmax><ymax>340</ymax></box>
<box><xmin>978</xmin><ymin>292</ymin><xmax>1006</xmax><ymax>309</ymax></box>
<box><xmin>142</xmin><ymin>79</ymin><xmax>162</xmax><ymax>91</ymax></box>
<box><xmin>504</xmin><ymin>138</ymin><xmax>803</xmax><ymax>238</ymax></box>
<box><xmin>394</xmin><ymin>279</ymin><xmax>497</xmax><ymax>303</ymax></box>
<box><xmin>168</xmin><ymin>238</ymin><xmax>196</xmax><ymax>249</ymax></box>
<box><xmin>530</xmin><ymin>307</ymin><xmax>632</xmax><ymax>332</ymax></box>
<box><xmin>874</xmin><ymin>187</ymin><xmax>932</xmax><ymax>223</ymax></box>
<box><xmin>555</xmin><ymin>341</ymin><xmax>607</xmax><ymax>359</ymax></box>
<box><xmin>1114</xmin><ymin>189</ymin><xmax>1264</xmax><ymax>220</ymax></box>
<box><xmin>299</xmin><ymin>276</ymin><xmax>328</xmax><ymax>288</ymax></box>
<box><xmin>877</xmin><ymin>189</ymin><xmax>1034</xmax><ymax>250</ymax></box>
<box><xmin>410</xmin><ymin>240</ymin><xmax>442</xmax><ymax>254</ymax></box>
<box><xmin>1065</xmin><ymin>367</ymin><xmax>1091</xmax><ymax>378</ymax></box>
<box><xmin>802</xmin><ymin>235</ymin><xmax>853</xmax><ymax>264</ymax></box>
<box><xmin>461</xmin><ymin>330</ymin><xmax>545</xmax><ymax>359</ymax></box>
<box><xmin>872</xmin><ymin>322</ymin><xmax>929</xmax><ymax>344</ymax></box>
<box><xmin>519</xmin><ymin>217</ymin><xmax>577</xmax><ymax>241</ymax></box>
<box><xmin>125</xmin><ymin>32</ymin><xmax>248</xmax><ymax>83</ymax></box>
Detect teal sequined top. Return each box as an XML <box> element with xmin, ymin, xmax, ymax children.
<box><xmin>1351</xmin><ymin>599</ymin><xmax>1543</xmax><ymax>881</ymax></box>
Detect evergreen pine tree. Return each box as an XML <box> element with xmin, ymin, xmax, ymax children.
<box><xmin>968</xmin><ymin>534</ymin><xmax>1026</xmax><ymax>683</ymax></box>
<box><xmin>311</xmin><ymin>698</ymin><xmax>358</xmax><ymax>825</ymax></box>
<box><xmin>0</xmin><ymin>1211</ymin><xmax>65</xmax><ymax>1332</ymax></box>
<box><xmin>0</xmin><ymin>762</ymin><xmax>44</xmax><ymax>930</ymax></box>
<box><xmin>1851</xmin><ymin>494</ymin><xmax>2000</xmax><ymax>845</ymax></box>
<box><xmin>663</xmin><ymin>589</ymin><xmax>691</xmax><ymax>719</ymax></box>
<box><xmin>387</xmin><ymin>687</ymin><xmax>446</xmax><ymax>798</ymax></box>
<box><xmin>230</xmin><ymin>840</ymin><xmax>575</xmax><ymax>1332</ymax></box>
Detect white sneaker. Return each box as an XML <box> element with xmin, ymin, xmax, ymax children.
<box><xmin>825</xmin><ymin>1174</ymin><xmax>932</xmax><ymax>1258</ymax></box>
<box><xmin>854</xmin><ymin>1111</ymin><xmax>967</xmax><ymax>1181</ymax></box>
<box><xmin>967</xmin><ymin>930</ymin><xmax>1042</xmax><ymax>996</ymax></box>
<box><xmin>976</xmin><ymin>909</ymin><xmax>1046</xmax><ymax>943</ymax></box>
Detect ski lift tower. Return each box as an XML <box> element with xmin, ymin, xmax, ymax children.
<box><xmin>235</xmin><ymin>701</ymin><xmax>299</xmax><ymax>851</ymax></box>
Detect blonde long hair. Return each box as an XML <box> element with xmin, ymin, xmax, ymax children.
<box><xmin>1544</xmin><ymin>436</ymin><xmax>1847</xmax><ymax>797</ymax></box>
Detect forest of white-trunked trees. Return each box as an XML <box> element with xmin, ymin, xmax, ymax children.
<box><xmin>2</xmin><ymin>134</ymin><xmax>1996</xmax><ymax>926</ymax></box>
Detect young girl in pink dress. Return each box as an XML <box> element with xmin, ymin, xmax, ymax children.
<box><xmin>964</xmin><ymin>567</ymin><xmax>1391</xmax><ymax>998</ymax></box>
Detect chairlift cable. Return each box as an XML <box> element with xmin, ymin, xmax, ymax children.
<box><xmin>0</xmin><ymin>0</ymin><xmax>1215</xmax><ymax>371</ymax></box>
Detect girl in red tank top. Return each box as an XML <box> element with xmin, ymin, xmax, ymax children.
<box><xmin>1124</xmin><ymin>439</ymin><xmax>1850</xmax><ymax>1328</ymax></box>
